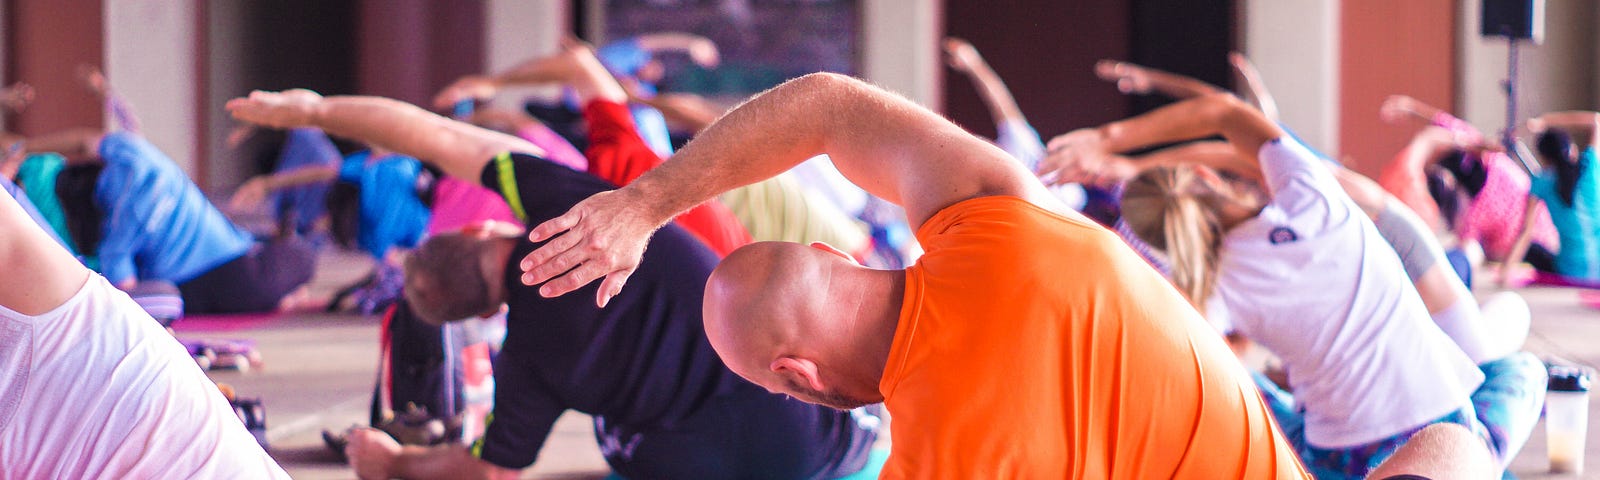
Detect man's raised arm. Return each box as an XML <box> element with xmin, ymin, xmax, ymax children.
<box><xmin>521</xmin><ymin>72</ymin><xmax>1053</xmax><ymax>306</ymax></box>
<box><xmin>227</xmin><ymin>90</ymin><xmax>542</xmax><ymax>185</ymax></box>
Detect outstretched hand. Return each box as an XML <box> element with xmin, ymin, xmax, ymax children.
<box><xmin>1380</xmin><ymin>95</ymin><xmax>1417</xmax><ymax>125</ymax></box>
<box><xmin>344</xmin><ymin>427</ymin><xmax>400</xmax><ymax>480</ymax></box>
<box><xmin>432</xmin><ymin>76</ymin><xmax>498</xmax><ymax>111</ymax></box>
<box><xmin>228</xmin><ymin>177</ymin><xmax>271</xmax><ymax>212</ymax></box>
<box><xmin>226</xmin><ymin>89</ymin><xmax>325</xmax><ymax>129</ymax></box>
<box><xmin>520</xmin><ymin>188</ymin><xmax>665</xmax><ymax>308</ymax></box>
<box><xmin>942</xmin><ymin>38</ymin><xmax>983</xmax><ymax>73</ymax></box>
<box><xmin>1038</xmin><ymin>128</ymin><xmax>1136</xmax><ymax>187</ymax></box>
<box><xmin>687</xmin><ymin>38</ymin><xmax>721</xmax><ymax>68</ymax></box>
<box><xmin>0</xmin><ymin>82</ymin><xmax>35</xmax><ymax>113</ymax></box>
<box><xmin>1094</xmin><ymin>60</ymin><xmax>1151</xmax><ymax>95</ymax></box>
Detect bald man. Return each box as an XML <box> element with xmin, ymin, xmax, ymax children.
<box><xmin>227</xmin><ymin>45</ymin><xmax>878</xmax><ymax>480</ymax></box>
<box><xmin>516</xmin><ymin>72</ymin><xmax>1309</xmax><ymax>477</ymax></box>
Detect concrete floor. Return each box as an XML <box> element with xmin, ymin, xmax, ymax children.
<box><xmin>175</xmin><ymin>250</ymin><xmax>1600</xmax><ymax>479</ymax></box>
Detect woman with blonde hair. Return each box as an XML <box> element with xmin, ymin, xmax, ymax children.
<box><xmin>1045</xmin><ymin>93</ymin><xmax>1545</xmax><ymax>479</ymax></box>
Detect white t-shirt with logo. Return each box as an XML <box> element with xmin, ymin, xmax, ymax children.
<box><xmin>1206</xmin><ymin>137</ymin><xmax>1484</xmax><ymax>449</ymax></box>
<box><xmin>0</xmin><ymin>275</ymin><xmax>289</xmax><ymax>479</ymax></box>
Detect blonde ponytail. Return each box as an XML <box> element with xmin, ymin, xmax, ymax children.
<box><xmin>1122</xmin><ymin>166</ymin><xmax>1227</xmax><ymax>312</ymax></box>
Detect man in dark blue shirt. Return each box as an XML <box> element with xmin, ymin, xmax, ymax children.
<box><xmin>226</xmin><ymin>44</ymin><xmax>878</xmax><ymax>480</ymax></box>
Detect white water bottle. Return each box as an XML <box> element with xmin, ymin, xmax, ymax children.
<box><xmin>1546</xmin><ymin>365</ymin><xmax>1591</xmax><ymax>474</ymax></box>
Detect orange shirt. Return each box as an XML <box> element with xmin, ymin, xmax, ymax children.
<box><xmin>879</xmin><ymin>196</ymin><xmax>1307</xmax><ymax>479</ymax></box>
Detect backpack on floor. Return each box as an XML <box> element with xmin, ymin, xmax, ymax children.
<box><xmin>367</xmin><ymin>298</ymin><xmax>496</xmax><ymax>446</ymax></box>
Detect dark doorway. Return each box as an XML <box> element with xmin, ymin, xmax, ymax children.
<box><xmin>941</xmin><ymin>0</ymin><xmax>1237</xmax><ymax>140</ymax></box>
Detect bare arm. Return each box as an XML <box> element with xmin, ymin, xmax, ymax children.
<box><xmin>1499</xmin><ymin>195</ymin><xmax>1544</xmax><ymax>286</ymax></box>
<box><xmin>345</xmin><ymin>428</ymin><xmax>518</xmax><ymax>480</ymax></box>
<box><xmin>521</xmin><ymin>72</ymin><xmax>1051</xmax><ymax>305</ymax></box>
<box><xmin>621</xmin><ymin>79</ymin><xmax>724</xmax><ymax>134</ymax></box>
<box><xmin>1380</xmin><ymin>94</ymin><xmax>1447</xmax><ymax>126</ymax></box>
<box><xmin>632</xmin><ymin>32</ymin><xmax>720</xmax><ymax>67</ymax></box>
<box><xmin>23</xmin><ymin>128</ymin><xmax>106</xmax><ymax>163</ymax></box>
<box><xmin>1041</xmin><ymin>94</ymin><xmax>1282</xmax><ymax>187</ymax></box>
<box><xmin>227</xmin><ymin>90</ymin><xmax>540</xmax><ymax>186</ymax></box>
<box><xmin>434</xmin><ymin>45</ymin><xmax>628</xmax><ymax>110</ymax></box>
<box><xmin>0</xmin><ymin>186</ymin><xmax>90</xmax><ymax>315</ymax></box>
<box><xmin>0</xmin><ymin>82</ymin><xmax>35</xmax><ymax>114</ymax></box>
<box><xmin>1366</xmin><ymin>423</ymin><xmax>1495</xmax><ymax>480</ymax></box>
<box><xmin>1095</xmin><ymin>60</ymin><xmax>1227</xmax><ymax>100</ymax></box>
<box><xmin>1228</xmin><ymin>53</ymin><xmax>1279</xmax><ymax>122</ymax></box>
<box><xmin>229</xmin><ymin>165</ymin><xmax>340</xmax><ymax>211</ymax></box>
<box><xmin>1529</xmin><ymin>111</ymin><xmax>1600</xmax><ymax>148</ymax></box>
<box><xmin>944</xmin><ymin>38</ymin><xmax>1027</xmax><ymax>126</ymax></box>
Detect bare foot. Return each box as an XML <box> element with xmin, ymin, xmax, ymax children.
<box><xmin>277</xmin><ymin>285</ymin><xmax>331</xmax><ymax>313</ymax></box>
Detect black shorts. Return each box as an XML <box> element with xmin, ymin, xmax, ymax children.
<box><xmin>177</xmin><ymin>238</ymin><xmax>315</xmax><ymax>314</ymax></box>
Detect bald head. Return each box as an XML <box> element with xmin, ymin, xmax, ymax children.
<box><xmin>704</xmin><ymin>243</ymin><xmax>829</xmax><ymax>371</ymax></box>
<box><xmin>703</xmin><ymin>241</ymin><xmax>901</xmax><ymax>410</ymax></box>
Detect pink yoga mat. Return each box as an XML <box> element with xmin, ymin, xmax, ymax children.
<box><xmin>170</xmin><ymin>313</ymin><xmax>280</xmax><ymax>333</ymax></box>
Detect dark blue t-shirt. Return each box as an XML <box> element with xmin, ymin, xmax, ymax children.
<box><xmin>470</xmin><ymin>152</ymin><xmax>729</xmax><ymax>454</ymax></box>
<box><xmin>472</xmin><ymin>154</ymin><xmax>871</xmax><ymax>478</ymax></box>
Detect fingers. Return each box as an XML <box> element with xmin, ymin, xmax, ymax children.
<box><xmin>596</xmin><ymin>269</ymin><xmax>635</xmax><ymax>308</ymax></box>
<box><xmin>520</xmin><ymin>237</ymin><xmax>589</xmax><ymax>286</ymax></box>
<box><xmin>1093</xmin><ymin>59</ymin><xmax>1121</xmax><ymax>81</ymax></box>
<box><xmin>527</xmin><ymin>210</ymin><xmax>580</xmax><ymax>244</ymax></box>
<box><xmin>431</xmin><ymin>87</ymin><xmax>464</xmax><ymax>111</ymax></box>
<box><xmin>536</xmin><ymin>258</ymin><xmax>615</xmax><ymax>299</ymax></box>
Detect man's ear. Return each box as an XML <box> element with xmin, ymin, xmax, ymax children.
<box><xmin>770</xmin><ymin>356</ymin><xmax>826</xmax><ymax>392</ymax></box>
<box><xmin>808</xmin><ymin>242</ymin><xmax>858</xmax><ymax>265</ymax></box>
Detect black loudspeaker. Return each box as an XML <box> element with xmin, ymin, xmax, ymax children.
<box><xmin>1481</xmin><ymin>0</ymin><xmax>1545</xmax><ymax>43</ymax></box>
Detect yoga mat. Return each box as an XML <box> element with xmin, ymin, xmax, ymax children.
<box><xmin>170</xmin><ymin>312</ymin><xmax>281</xmax><ymax>333</ymax></box>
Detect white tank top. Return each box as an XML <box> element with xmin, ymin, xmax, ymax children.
<box><xmin>0</xmin><ymin>275</ymin><xmax>289</xmax><ymax>479</ymax></box>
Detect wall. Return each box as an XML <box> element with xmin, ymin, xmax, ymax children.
<box><xmin>1338</xmin><ymin>0</ymin><xmax>1456</xmax><ymax>176</ymax></box>
<box><xmin>356</xmin><ymin>0</ymin><xmax>484</xmax><ymax>108</ymax></box>
<box><xmin>485</xmin><ymin>0</ymin><xmax>566</xmax><ymax>110</ymax></box>
<box><xmin>1243</xmin><ymin>0</ymin><xmax>1340</xmax><ymax>156</ymax></box>
<box><xmin>4</xmin><ymin>0</ymin><xmax>104</xmax><ymax>136</ymax></box>
<box><xmin>1457</xmin><ymin>0</ymin><xmax>1598</xmax><ymax>139</ymax></box>
<box><xmin>105</xmin><ymin>0</ymin><xmax>198</xmax><ymax>173</ymax></box>
<box><xmin>204</xmin><ymin>0</ymin><xmax>357</xmax><ymax>191</ymax></box>
<box><xmin>864</xmin><ymin>0</ymin><xmax>941</xmax><ymax>109</ymax></box>
<box><xmin>941</xmin><ymin>1</ymin><xmax>1129</xmax><ymax>139</ymax></box>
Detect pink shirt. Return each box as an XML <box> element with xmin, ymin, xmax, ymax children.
<box><xmin>1427</xmin><ymin>112</ymin><xmax>1560</xmax><ymax>259</ymax></box>
<box><xmin>1459</xmin><ymin>154</ymin><xmax>1560</xmax><ymax>260</ymax></box>
<box><xmin>517</xmin><ymin>123</ymin><xmax>588</xmax><ymax>172</ymax></box>
<box><xmin>425</xmin><ymin>124</ymin><xmax>586</xmax><ymax>234</ymax></box>
<box><xmin>426</xmin><ymin>177</ymin><xmax>520</xmax><ymax>234</ymax></box>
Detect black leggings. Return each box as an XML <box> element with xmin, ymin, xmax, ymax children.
<box><xmin>1524</xmin><ymin>242</ymin><xmax>1559</xmax><ymax>274</ymax></box>
<box><xmin>178</xmin><ymin>238</ymin><xmax>315</xmax><ymax>314</ymax></box>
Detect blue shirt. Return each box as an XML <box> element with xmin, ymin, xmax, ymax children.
<box><xmin>339</xmin><ymin>151</ymin><xmax>431</xmax><ymax>259</ymax></box>
<box><xmin>1530</xmin><ymin>146</ymin><xmax>1600</xmax><ymax>280</ymax></box>
<box><xmin>95</xmin><ymin>132</ymin><xmax>254</xmax><ymax>284</ymax></box>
